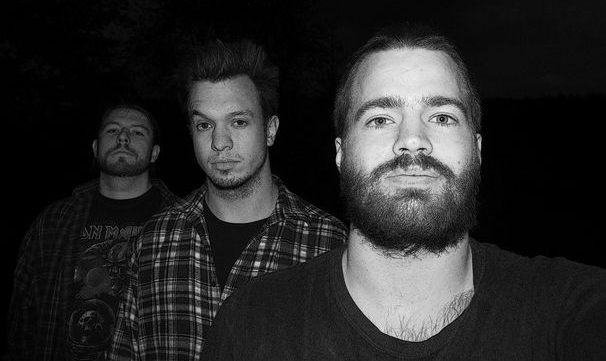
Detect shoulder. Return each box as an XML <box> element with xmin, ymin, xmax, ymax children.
<box><xmin>39</xmin><ymin>195</ymin><xmax>78</xmax><ymax>218</ymax></box>
<box><xmin>470</xmin><ymin>240</ymin><xmax>606</xmax><ymax>359</ymax></box>
<box><xmin>274</xmin><ymin>184</ymin><xmax>348</xmax><ymax>248</ymax></box>
<box><xmin>35</xmin><ymin>181</ymin><xmax>97</xmax><ymax>224</ymax></box>
<box><xmin>474</xmin><ymin>240</ymin><xmax>606</xmax><ymax>286</ymax></box>
<box><xmin>223</xmin><ymin>247</ymin><xmax>341</xmax><ymax>310</ymax></box>
<box><xmin>151</xmin><ymin>178</ymin><xmax>181</xmax><ymax>204</ymax></box>
<box><xmin>145</xmin><ymin>187</ymin><xmax>204</xmax><ymax>225</ymax></box>
<box><xmin>135</xmin><ymin>188</ymin><xmax>205</xmax><ymax>253</ymax></box>
<box><xmin>214</xmin><ymin>248</ymin><xmax>340</xmax><ymax>331</ymax></box>
<box><xmin>473</xmin><ymin>240</ymin><xmax>606</xmax><ymax>329</ymax></box>
<box><xmin>20</xmin><ymin>183</ymin><xmax>95</xmax><ymax>252</ymax></box>
<box><xmin>276</xmin><ymin>180</ymin><xmax>347</xmax><ymax>231</ymax></box>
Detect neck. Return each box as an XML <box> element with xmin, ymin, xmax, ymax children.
<box><xmin>205</xmin><ymin>168</ymin><xmax>277</xmax><ymax>223</ymax></box>
<box><xmin>99</xmin><ymin>172</ymin><xmax>152</xmax><ymax>199</ymax></box>
<box><xmin>343</xmin><ymin>228</ymin><xmax>474</xmax><ymax>341</ymax></box>
<box><xmin>98</xmin><ymin>172</ymin><xmax>153</xmax><ymax>200</ymax></box>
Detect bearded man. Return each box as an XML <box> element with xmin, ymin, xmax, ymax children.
<box><xmin>8</xmin><ymin>103</ymin><xmax>179</xmax><ymax>361</ymax></box>
<box><xmin>200</xmin><ymin>23</ymin><xmax>606</xmax><ymax>361</ymax></box>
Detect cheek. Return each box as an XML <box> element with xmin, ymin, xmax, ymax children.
<box><xmin>133</xmin><ymin>139</ymin><xmax>151</xmax><ymax>149</ymax></box>
<box><xmin>343</xmin><ymin>138</ymin><xmax>387</xmax><ymax>172</ymax></box>
<box><xmin>97</xmin><ymin>139</ymin><xmax>114</xmax><ymax>153</ymax></box>
<box><xmin>439</xmin><ymin>138</ymin><xmax>476</xmax><ymax>174</ymax></box>
<box><xmin>192</xmin><ymin>137</ymin><xmax>210</xmax><ymax>160</ymax></box>
<box><xmin>238</xmin><ymin>131</ymin><xmax>265</xmax><ymax>155</ymax></box>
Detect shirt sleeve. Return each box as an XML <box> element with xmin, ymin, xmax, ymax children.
<box><xmin>107</xmin><ymin>240</ymin><xmax>142</xmax><ymax>360</ymax></box>
<box><xmin>7</xmin><ymin>224</ymin><xmax>39</xmax><ymax>361</ymax></box>
<box><xmin>557</xmin><ymin>266</ymin><xmax>606</xmax><ymax>360</ymax></box>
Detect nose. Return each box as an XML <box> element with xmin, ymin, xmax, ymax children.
<box><xmin>211</xmin><ymin>126</ymin><xmax>233</xmax><ymax>151</ymax></box>
<box><xmin>393</xmin><ymin>119</ymin><xmax>432</xmax><ymax>156</ymax></box>
<box><xmin>117</xmin><ymin>128</ymin><xmax>130</xmax><ymax>144</ymax></box>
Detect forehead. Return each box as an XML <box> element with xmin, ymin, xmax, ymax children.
<box><xmin>102</xmin><ymin>108</ymin><xmax>150</xmax><ymax>127</ymax></box>
<box><xmin>189</xmin><ymin>75</ymin><xmax>261</xmax><ymax>114</ymax></box>
<box><xmin>352</xmin><ymin>48</ymin><xmax>462</xmax><ymax>106</ymax></box>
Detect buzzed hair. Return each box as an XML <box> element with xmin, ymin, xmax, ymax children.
<box><xmin>333</xmin><ymin>23</ymin><xmax>482</xmax><ymax>139</ymax></box>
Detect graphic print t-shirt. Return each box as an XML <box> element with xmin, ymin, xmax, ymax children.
<box><xmin>67</xmin><ymin>187</ymin><xmax>162</xmax><ymax>360</ymax></box>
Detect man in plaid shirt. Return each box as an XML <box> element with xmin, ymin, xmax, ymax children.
<box><xmin>8</xmin><ymin>104</ymin><xmax>180</xmax><ymax>361</ymax></box>
<box><xmin>108</xmin><ymin>39</ymin><xmax>347</xmax><ymax>360</ymax></box>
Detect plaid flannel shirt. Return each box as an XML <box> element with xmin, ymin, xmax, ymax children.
<box><xmin>108</xmin><ymin>176</ymin><xmax>347</xmax><ymax>360</ymax></box>
<box><xmin>7</xmin><ymin>179</ymin><xmax>178</xmax><ymax>361</ymax></box>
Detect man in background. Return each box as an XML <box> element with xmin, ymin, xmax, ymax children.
<box><xmin>109</xmin><ymin>39</ymin><xmax>347</xmax><ymax>360</ymax></box>
<box><xmin>201</xmin><ymin>23</ymin><xmax>606</xmax><ymax>360</ymax></box>
<box><xmin>8</xmin><ymin>103</ymin><xmax>179</xmax><ymax>360</ymax></box>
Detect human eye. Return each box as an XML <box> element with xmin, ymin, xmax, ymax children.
<box><xmin>232</xmin><ymin>119</ymin><xmax>248</xmax><ymax>128</ymax></box>
<box><xmin>131</xmin><ymin>129</ymin><xmax>146</xmax><ymax>137</ymax></box>
<box><xmin>195</xmin><ymin>121</ymin><xmax>213</xmax><ymax>132</ymax></box>
<box><xmin>428</xmin><ymin>113</ymin><xmax>458</xmax><ymax>127</ymax></box>
<box><xmin>365</xmin><ymin>116</ymin><xmax>394</xmax><ymax>128</ymax></box>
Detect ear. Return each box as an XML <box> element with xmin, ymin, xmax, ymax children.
<box><xmin>265</xmin><ymin>115</ymin><xmax>280</xmax><ymax>146</ymax></box>
<box><xmin>335</xmin><ymin>137</ymin><xmax>343</xmax><ymax>173</ymax></box>
<box><xmin>92</xmin><ymin>139</ymin><xmax>98</xmax><ymax>158</ymax></box>
<box><xmin>475</xmin><ymin>133</ymin><xmax>482</xmax><ymax>163</ymax></box>
<box><xmin>151</xmin><ymin>144</ymin><xmax>160</xmax><ymax>163</ymax></box>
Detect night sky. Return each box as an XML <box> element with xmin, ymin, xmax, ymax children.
<box><xmin>2</xmin><ymin>0</ymin><xmax>605</xmax><ymax>353</ymax></box>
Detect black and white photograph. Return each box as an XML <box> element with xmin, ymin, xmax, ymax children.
<box><xmin>3</xmin><ymin>0</ymin><xmax>605</xmax><ymax>359</ymax></box>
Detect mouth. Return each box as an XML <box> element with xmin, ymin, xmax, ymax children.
<box><xmin>384</xmin><ymin>175</ymin><xmax>439</xmax><ymax>189</ymax></box>
<box><xmin>383</xmin><ymin>167</ymin><xmax>441</xmax><ymax>187</ymax></box>
<box><xmin>211</xmin><ymin>160</ymin><xmax>239</xmax><ymax>170</ymax></box>
<box><xmin>388</xmin><ymin>173</ymin><xmax>439</xmax><ymax>179</ymax></box>
<box><xmin>111</xmin><ymin>149</ymin><xmax>134</xmax><ymax>156</ymax></box>
<box><xmin>211</xmin><ymin>159</ymin><xmax>239</xmax><ymax>164</ymax></box>
<box><xmin>387</xmin><ymin>166</ymin><xmax>440</xmax><ymax>178</ymax></box>
<box><xmin>111</xmin><ymin>145</ymin><xmax>133</xmax><ymax>153</ymax></box>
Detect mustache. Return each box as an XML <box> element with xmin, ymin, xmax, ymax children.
<box><xmin>370</xmin><ymin>153</ymin><xmax>455</xmax><ymax>180</ymax></box>
<box><xmin>110</xmin><ymin>144</ymin><xmax>132</xmax><ymax>153</ymax></box>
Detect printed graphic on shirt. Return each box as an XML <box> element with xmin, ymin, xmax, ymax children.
<box><xmin>67</xmin><ymin>224</ymin><xmax>143</xmax><ymax>361</ymax></box>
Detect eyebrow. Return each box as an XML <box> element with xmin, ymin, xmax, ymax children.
<box><xmin>102</xmin><ymin>121</ymin><xmax>151</xmax><ymax>132</ymax></box>
<box><xmin>422</xmin><ymin>96</ymin><xmax>467</xmax><ymax>117</ymax></box>
<box><xmin>191</xmin><ymin>109</ymin><xmax>255</xmax><ymax>120</ymax></box>
<box><xmin>353</xmin><ymin>95</ymin><xmax>467</xmax><ymax>122</ymax></box>
<box><xmin>354</xmin><ymin>96</ymin><xmax>404</xmax><ymax>122</ymax></box>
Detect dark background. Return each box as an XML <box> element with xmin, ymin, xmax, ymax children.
<box><xmin>2</xmin><ymin>0</ymin><xmax>605</xmax><ymax>354</ymax></box>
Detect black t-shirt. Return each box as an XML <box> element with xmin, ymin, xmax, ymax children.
<box><xmin>67</xmin><ymin>187</ymin><xmax>163</xmax><ymax>360</ymax></box>
<box><xmin>203</xmin><ymin>240</ymin><xmax>606</xmax><ymax>360</ymax></box>
<box><xmin>204</xmin><ymin>199</ymin><xmax>267</xmax><ymax>289</ymax></box>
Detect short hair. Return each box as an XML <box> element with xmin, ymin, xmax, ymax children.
<box><xmin>97</xmin><ymin>103</ymin><xmax>161</xmax><ymax>145</ymax></box>
<box><xmin>179</xmin><ymin>39</ymin><xmax>279</xmax><ymax>127</ymax></box>
<box><xmin>333</xmin><ymin>23</ymin><xmax>482</xmax><ymax>139</ymax></box>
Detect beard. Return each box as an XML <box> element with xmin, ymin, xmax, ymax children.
<box><xmin>97</xmin><ymin>145</ymin><xmax>151</xmax><ymax>177</ymax></box>
<box><xmin>206</xmin><ymin>147</ymin><xmax>267</xmax><ymax>199</ymax></box>
<box><xmin>340</xmin><ymin>151</ymin><xmax>481</xmax><ymax>258</ymax></box>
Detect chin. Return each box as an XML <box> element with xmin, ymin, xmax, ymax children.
<box><xmin>209</xmin><ymin>174</ymin><xmax>249</xmax><ymax>190</ymax></box>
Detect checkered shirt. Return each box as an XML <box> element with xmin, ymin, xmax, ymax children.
<box><xmin>7</xmin><ymin>179</ymin><xmax>179</xmax><ymax>361</ymax></box>
<box><xmin>108</xmin><ymin>176</ymin><xmax>347</xmax><ymax>360</ymax></box>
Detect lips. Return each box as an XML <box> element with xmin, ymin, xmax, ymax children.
<box><xmin>370</xmin><ymin>153</ymin><xmax>456</xmax><ymax>182</ymax></box>
<box><xmin>387</xmin><ymin>166</ymin><xmax>440</xmax><ymax>178</ymax></box>
<box><xmin>384</xmin><ymin>172</ymin><xmax>440</xmax><ymax>188</ymax></box>
<box><xmin>210</xmin><ymin>159</ymin><xmax>239</xmax><ymax>170</ymax></box>
<box><xmin>394</xmin><ymin>172</ymin><xmax>439</xmax><ymax>178</ymax></box>
<box><xmin>211</xmin><ymin>159</ymin><xmax>239</xmax><ymax>165</ymax></box>
<box><xmin>112</xmin><ymin>149</ymin><xmax>135</xmax><ymax>156</ymax></box>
